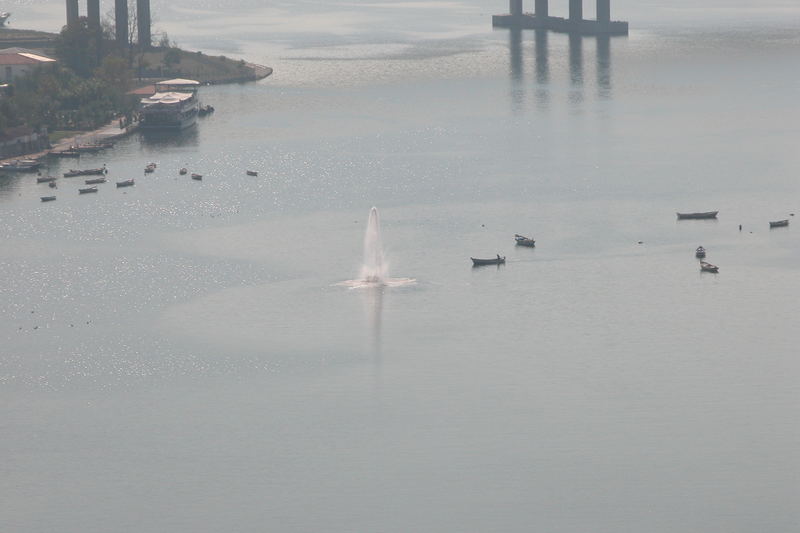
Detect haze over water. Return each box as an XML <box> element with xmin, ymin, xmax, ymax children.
<box><xmin>2</xmin><ymin>1</ymin><xmax>799</xmax><ymax>532</ymax></box>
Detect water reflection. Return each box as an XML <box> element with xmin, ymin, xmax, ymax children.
<box><xmin>506</xmin><ymin>29</ymin><xmax>617</xmax><ymax>107</ymax></box>
<box><xmin>139</xmin><ymin>127</ymin><xmax>199</xmax><ymax>148</ymax></box>
<box><xmin>364</xmin><ymin>285</ymin><xmax>383</xmax><ymax>372</ymax></box>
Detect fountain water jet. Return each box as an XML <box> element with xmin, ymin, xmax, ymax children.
<box><xmin>340</xmin><ymin>207</ymin><xmax>415</xmax><ymax>289</ymax></box>
<box><xmin>361</xmin><ymin>207</ymin><xmax>387</xmax><ymax>283</ymax></box>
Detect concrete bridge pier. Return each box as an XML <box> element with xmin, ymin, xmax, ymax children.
<box><xmin>510</xmin><ymin>0</ymin><xmax>523</xmax><ymax>17</ymax></box>
<box><xmin>137</xmin><ymin>0</ymin><xmax>151</xmax><ymax>48</ymax></box>
<box><xmin>535</xmin><ymin>0</ymin><xmax>549</xmax><ymax>18</ymax></box>
<box><xmin>597</xmin><ymin>0</ymin><xmax>610</xmax><ymax>24</ymax></box>
<box><xmin>115</xmin><ymin>0</ymin><xmax>129</xmax><ymax>46</ymax></box>
<box><xmin>569</xmin><ymin>0</ymin><xmax>583</xmax><ymax>22</ymax></box>
<box><xmin>66</xmin><ymin>0</ymin><xmax>79</xmax><ymax>28</ymax></box>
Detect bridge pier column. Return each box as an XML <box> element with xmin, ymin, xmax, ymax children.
<box><xmin>597</xmin><ymin>0</ymin><xmax>610</xmax><ymax>23</ymax></box>
<box><xmin>137</xmin><ymin>0</ymin><xmax>151</xmax><ymax>48</ymax></box>
<box><xmin>66</xmin><ymin>0</ymin><xmax>79</xmax><ymax>28</ymax></box>
<box><xmin>510</xmin><ymin>0</ymin><xmax>522</xmax><ymax>17</ymax></box>
<box><xmin>115</xmin><ymin>0</ymin><xmax>129</xmax><ymax>46</ymax></box>
<box><xmin>87</xmin><ymin>0</ymin><xmax>100</xmax><ymax>30</ymax></box>
<box><xmin>569</xmin><ymin>0</ymin><xmax>583</xmax><ymax>21</ymax></box>
<box><xmin>535</xmin><ymin>0</ymin><xmax>548</xmax><ymax>17</ymax></box>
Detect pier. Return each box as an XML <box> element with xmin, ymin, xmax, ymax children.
<box><xmin>493</xmin><ymin>0</ymin><xmax>628</xmax><ymax>36</ymax></box>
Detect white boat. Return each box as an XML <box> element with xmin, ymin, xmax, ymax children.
<box><xmin>0</xmin><ymin>13</ymin><xmax>11</xmax><ymax>26</ymax></box>
<box><xmin>140</xmin><ymin>79</ymin><xmax>200</xmax><ymax>130</ymax></box>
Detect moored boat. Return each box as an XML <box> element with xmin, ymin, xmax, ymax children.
<box><xmin>1</xmin><ymin>159</ymin><xmax>41</xmax><ymax>172</ymax></box>
<box><xmin>37</xmin><ymin>176</ymin><xmax>57</xmax><ymax>183</ymax></box>
<box><xmin>695</xmin><ymin>246</ymin><xmax>706</xmax><ymax>258</ymax></box>
<box><xmin>116</xmin><ymin>179</ymin><xmax>135</xmax><ymax>188</ymax></box>
<box><xmin>471</xmin><ymin>255</ymin><xmax>506</xmax><ymax>266</ymax></box>
<box><xmin>64</xmin><ymin>166</ymin><xmax>106</xmax><ymax>177</ymax></box>
<box><xmin>144</xmin><ymin>163</ymin><xmax>156</xmax><ymax>173</ymax></box>
<box><xmin>700</xmin><ymin>261</ymin><xmax>719</xmax><ymax>273</ymax></box>
<box><xmin>246</xmin><ymin>170</ymin><xmax>258</xmax><ymax>176</ymax></box>
<box><xmin>677</xmin><ymin>211</ymin><xmax>718</xmax><ymax>220</ymax></box>
<box><xmin>191</xmin><ymin>173</ymin><xmax>203</xmax><ymax>180</ymax></box>
<box><xmin>769</xmin><ymin>219</ymin><xmax>789</xmax><ymax>228</ymax></box>
<box><xmin>79</xmin><ymin>186</ymin><xmax>98</xmax><ymax>194</ymax></box>
<box><xmin>179</xmin><ymin>168</ymin><xmax>188</xmax><ymax>175</ymax></box>
<box><xmin>85</xmin><ymin>177</ymin><xmax>107</xmax><ymax>185</ymax></box>
<box><xmin>514</xmin><ymin>234</ymin><xmax>536</xmax><ymax>247</ymax></box>
<box><xmin>40</xmin><ymin>196</ymin><xmax>56</xmax><ymax>202</ymax></box>
<box><xmin>48</xmin><ymin>149</ymin><xmax>81</xmax><ymax>158</ymax></box>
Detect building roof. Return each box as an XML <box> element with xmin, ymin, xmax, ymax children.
<box><xmin>156</xmin><ymin>78</ymin><xmax>200</xmax><ymax>86</ymax></box>
<box><xmin>141</xmin><ymin>91</ymin><xmax>195</xmax><ymax>106</ymax></box>
<box><xmin>0</xmin><ymin>47</ymin><xmax>56</xmax><ymax>65</ymax></box>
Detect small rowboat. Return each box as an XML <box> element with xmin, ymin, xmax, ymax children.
<box><xmin>144</xmin><ymin>163</ymin><xmax>156</xmax><ymax>173</ymax></box>
<box><xmin>79</xmin><ymin>186</ymin><xmax>98</xmax><ymax>194</ymax></box>
<box><xmin>179</xmin><ymin>168</ymin><xmax>188</xmax><ymax>175</ymax></box>
<box><xmin>85</xmin><ymin>177</ymin><xmax>107</xmax><ymax>185</ymax></box>
<box><xmin>191</xmin><ymin>173</ymin><xmax>203</xmax><ymax>180</ymax></box>
<box><xmin>695</xmin><ymin>246</ymin><xmax>706</xmax><ymax>258</ymax></box>
<box><xmin>48</xmin><ymin>181</ymin><xmax>57</xmax><ymax>188</ymax></box>
<box><xmin>514</xmin><ymin>234</ymin><xmax>536</xmax><ymax>247</ymax></box>
<box><xmin>700</xmin><ymin>261</ymin><xmax>719</xmax><ymax>273</ymax></box>
<box><xmin>37</xmin><ymin>176</ymin><xmax>57</xmax><ymax>183</ymax></box>
<box><xmin>40</xmin><ymin>196</ymin><xmax>56</xmax><ymax>202</ymax></box>
<box><xmin>677</xmin><ymin>211</ymin><xmax>718</xmax><ymax>220</ymax></box>
<box><xmin>116</xmin><ymin>179</ymin><xmax>135</xmax><ymax>188</ymax></box>
<box><xmin>769</xmin><ymin>219</ymin><xmax>789</xmax><ymax>228</ymax></box>
<box><xmin>246</xmin><ymin>170</ymin><xmax>258</xmax><ymax>176</ymax></box>
<box><xmin>471</xmin><ymin>256</ymin><xmax>506</xmax><ymax>266</ymax></box>
<box><xmin>48</xmin><ymin>150</ymin><xmax>81</xmax><ymax>158</ymax></box>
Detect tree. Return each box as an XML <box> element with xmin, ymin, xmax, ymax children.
<box><xmin>55</xmin><ymin>18</ymin><xmax>102</xmax><ymax>77</ymax></box>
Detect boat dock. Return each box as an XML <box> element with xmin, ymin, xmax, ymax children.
<box><xmin>493</xmin><ymin>0</ymin><xmax>629</xmax><ymax>36</ymax></box>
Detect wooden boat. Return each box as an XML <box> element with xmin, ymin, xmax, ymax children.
<box><xmin>144</xmin><ymin>163</ymin><xmax>156</xmax><ymax>173</ymax></box>
<box><xmin>191</xmin><ymin>173</ymin><xmax>203</xmax><ymax>180</ymax></box>
<box><xmin>64</xmin><ymin>166</ymin><xmax>106</xmax><ymax>177</ymax></box>
<box><xmin>116</xmin><ymin>179</ymin><xmax>135</xmax><ymax>188</ymax></box>
<box><xmin>48</xmin><ymin>149</ymin><xmax>81</xmax><ymax>158</ymax></box>
<box><xmin>36</xmin><ymin>176</ymin><xmax>57</xmax><ymax>183</ymax></box>
<box><xmin>40</xmin><ymin>196</ymin><xmax>56</xmax><ymax>202</ymax></box>
<box><xmin>179</xmin><ymin>168</ymin><xmax>188</xmax><ymax>175</ymax></box>
<box><xmin>700</xmin><ymin>261</ymin><xmax>719</xmax><ymax>273</ymax></box>
<box><xmin>246</xmin><ymin>170</ymin><xmax>258</xmax><ymax>176</ymax></box>
<box><xmin>74</xmin><ymin>142</ymin><xmax>114</xmax><ymax>153</ymax></box>
<box><xmin>677</xmin><ymin>211</ymin><xmax>718</xmax><ymax>220</ymax></box>
<box><xmin>79</xmin><ymin>186</ymin><xmax>98</xmax><ymax>194</ymax></box>
<box><xmin>198</xmin><ymin>104</ymin><xmax>215</xmax><ymax>116</ymax></box>
<box><xmin>48</xmin><ymin>181</ymin><xmax>57</xmax><ymax>188</ymax></box>
<box><xmin>695</xmin><ymin>246</ymin><xmax>706</xmax><ymax>258</ymax></box>
<box><xmin>769</xmin><ymin>219</ymin><xmax>789</xmax><ymax>228</ymax></box>
<box><xmin>514</xmin><ymin>234</ymin><xmax>536</xmax><ymax>247</ymax></box>
<box><xmin>471</xmin><ymin>256</ymin><xmax>506</xmax><ymax>266</ymax></box>
<box><xmin>85</xmin><ymin>177</ymin><xmax>107</xmax><ymax>185</ymax></box>
<box><xmin>1</xmin><ymin>159</ymin><xmax>41</xmax><ymax>172</ymax></box>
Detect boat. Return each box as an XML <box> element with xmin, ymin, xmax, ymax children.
<box><xmin>144</xmin><ymin>163</ymin><xmax>156</xmax><ymax>173</ymax></box>
<box><xmin>85</xmin><ymin>177</ymin><xmax>107</xmax><ymax>185</ymax></box>
<box><xmin>191</xmin><ymin>173</ymin><xmax>203</xmax><ymax>180</ymax></box>
<box><xmin>695</xmin><ymin>246</ymin><xmax>706</xmax><ymax>258</ymax></box>
<box><xmin>64</xmin><ymin>166</ymin><xmax>106</xmax><ymax>177</ymax></box>
<box><xmin>179</xmin><ymin>168</ymin><xmax>187</xmax><ymax>175</ymax></box>
<box><xmin>0</xmin><ymin>13</ymin><xmax>11</xmax><ymax>27</ymax></box>
<box><xmin>48</xmin><ymin>181</ymin><xmax>57</xmax><ymax>188</ymax></box>
<box><xmin>79</xmin><ymin>186</ymin><xmax>98</xmax><ymax>194</ymax></box>
<box><xmin>514</xmin><ymin>234</ymin><xmax>536</xmax><ymax>247</ymax></box>
<box><xmin>74</xmin><ymin>142</ymin><xmax>114</xmax><ymax>153</ymax></box>
<box><xmin>198</xmin><ymin>104</ymin><xmax>215</xmax><ymax>116</ymax></box>
<box><xmin>246</xmin><ymin>170</ymin><xmax>258</xmax><ymax>176</ymax></box>
<box><xmin>769</xmin><ymin>219</ymin><xmax>789</xmax><ymax>228</ymax></box>
<box><xmin>677</xmin><ymin>211</ymin><xmax>718</xmax><ymax>220</ymax></box>
<box><xmin>36</xmin><ymin>176</ymin><xmax>57</xmax><ymax>183</ymax></box>
<box><xmin>116</xmin><ymin>179</ymin><xmax>135</xmax><ymax>188</ymax></box>
<box><xmin>48</xmin><ymin>149</ymin><xmax>81</xmax><ymax>158</ymax></box>
<box><xmin>1</xmin><ymin>159</ymin><xmax>41</xmax><ymax>172</ymax></box>
<box><xmin>700</xmin><ymin>261</ymin><xmax>719</xmax><ymax>273</ymax></box>
<box><xmin>139</xmin><ymin>79</ymin><xmax>201</xmax><ymax>130</ymax></box>
<box><xmin>40</xmin><ymin>196</ymin><xmax>56</xmax><ymax>202</ymax></box>
<box><xmin>471</xmin><ymin>256</ymin><xmax>506</xmax><ymax>266</ymax></box>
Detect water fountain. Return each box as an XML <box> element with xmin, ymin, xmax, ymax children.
<box><xmin>341</xmin><ymin>207</ymin><xmax>415</xmax><ymax>288</ymax></box>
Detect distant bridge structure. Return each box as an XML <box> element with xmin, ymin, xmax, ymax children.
<box><xmin>493</xmin><ymin>0</ymin><xmax>628</xmax><ymax>35</ymax></box>
<box><xmin>65</xmin><ymin>0</ymin><xmax>151</xmax><ymax>48</ymax></box>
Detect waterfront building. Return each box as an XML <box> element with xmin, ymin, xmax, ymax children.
<box><xmin>0</xmin><ymin>48</ymin><xmax>57</xmax><ymax>83</ymax></box>
<box><xmin>139</xmin><ymin>78</ymin><xmax>200</xmax><ymax>130</ymax></box>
